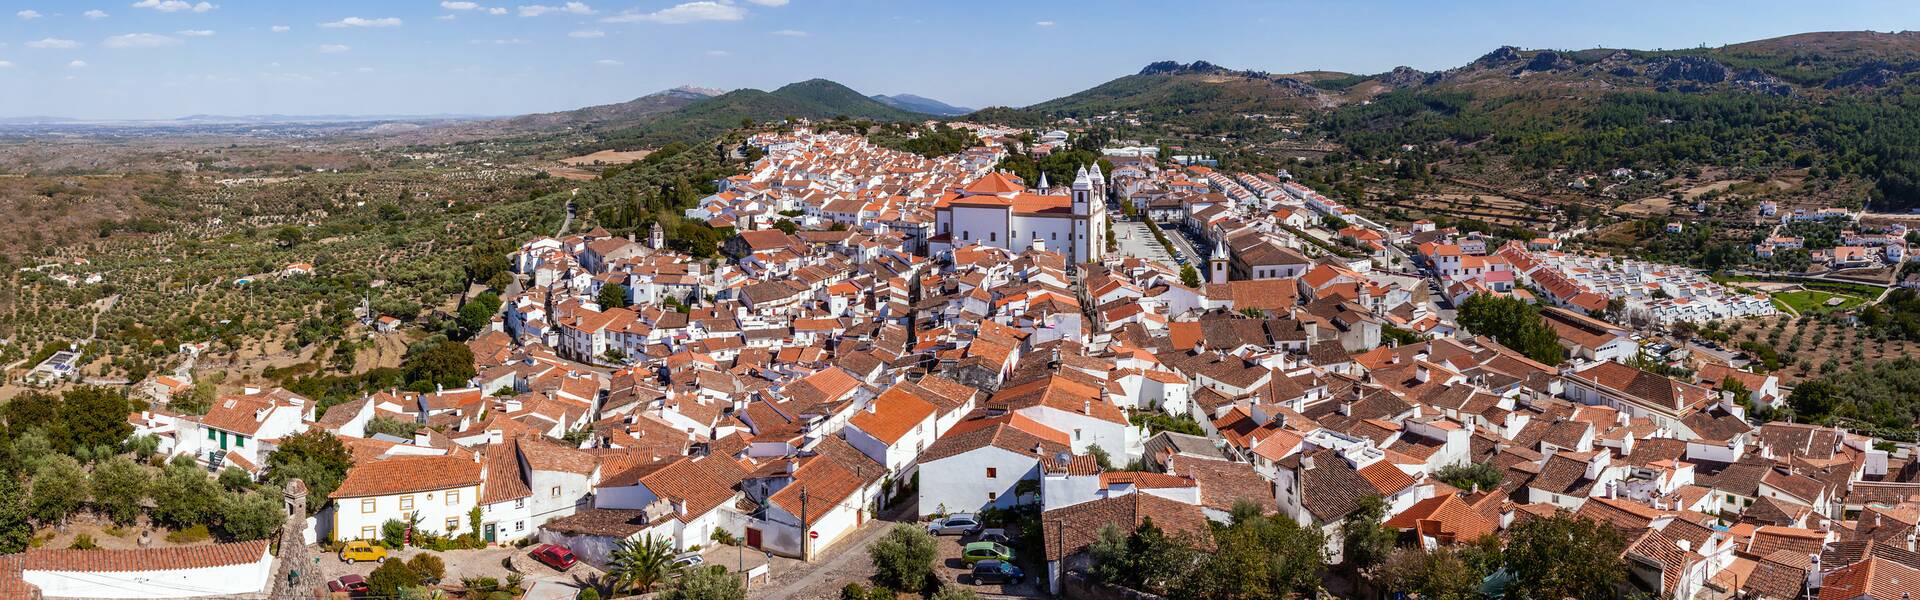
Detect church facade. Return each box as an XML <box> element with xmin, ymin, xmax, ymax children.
<box><xmin>929</xmin><ymin>164</ymin><xmax>1109</xmax><ymax>264</ymax></box>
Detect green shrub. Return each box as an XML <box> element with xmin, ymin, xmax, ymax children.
<box><xmin>165</xmin><ymin>524</ymin><xmax>210</xmax><ymax>544</ymax></box>
<box><xmin>407</xmin><ymin>553</ymin><xmax>445</xmax><ymax>583</ymax></box>
<box><xmin>69</xmin><ymin>533</ymin><xmax>97</xmax><ymax>550</ymax></box>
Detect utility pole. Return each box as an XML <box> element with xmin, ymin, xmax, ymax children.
<box><xmin>799</xmin><ymin>487</ymin><xmax>810</xmax><ymax>562</ymax></box>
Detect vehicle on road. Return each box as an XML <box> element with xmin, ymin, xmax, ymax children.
<box><xmin>672</xmin><ymin>553</ymin><xmax>705</xmax><ymax>570</ymax></box>
<box><xmin>962</xmin><ymin>541</ymin><xmax>1015</xmax><ymax>565</ymax></box>
<box><xmin>530</xmin><ymin>544</ymin><xmax>578</xmax><ymax>571</ymax></box>
<box><xmin>971</xmin><ymin>559</ymin><xmax>1025</xmax><ymax>585</ymax></box>
<box><xmin>927</xmin><ymin>514</ymin><xmax>981</xmax><ymax>536</ymax></box>
<box><xmin>328</xmin><ymin>574</ymin><xmax>371</xmax><ymax>594</ymax></box>
<box><xmin>337</xmin><ymin>541</ymin><xmax>387</xmax><ymax>564</ymax></box>
<box><xmin>976</xmin><ymin>528</ymin><xmax>1014</xmax><ymax>546</ymax></box>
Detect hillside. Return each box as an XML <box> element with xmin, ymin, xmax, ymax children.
<box><xmin>593</xmin><ymin>79</ymin><xmax>927</xmax><ymax>149</ymax></box>
<box><xmin>1015</xmin><ymin>60</ymin><xmax>1336</xmax><ymax>120</ymax></box>
<box><xmin>503</xmin><ymin>86</ymin><xmax>724</xmax><ymax>130</ymax></box>
<box><xmin>871</xmin><ymin>94</ymin><xmax>974</xmax><ymax>117</ymax></box>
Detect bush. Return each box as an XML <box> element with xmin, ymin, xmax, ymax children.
<box><xmin>165</xmin><ymin>524</ymin><xmax>211</xmax><ymax>544</ymax></box>
<box><xmin>381</xmin><ymin>519</ymin><xmax>408</xmax><ymax>548</ymax></box>
<box><xmin>868</xmin><ymin>524</ymin><xmax>938</xmax><ymax>593</ymax></box>
<box><xmin>407</xmin><ymin>553</ymin><xmax>446</xmax><ymax>583</ymax></box>
<box><xmin>576</xmin><ymin>588</ymin><xmax>601</xmax><ymax>600</ymax></box>
<box><xmin>69</xmin><ymin>533</ymin><xmax>97</xmax><ymax>550</ymax></box>
<box><xmin>368</xmin><ymin>560</ymin><xmax>421</xmax><ymax>598</ymax></box>
<box><xmin>710</xmin><ymin>529</ymin><xmax>739</xmax><ymax>546</ymax></box>
<box><xmin>931</xmin><ymin>586</ymin><xmax>982</xmax><ymax>600</ymax></box>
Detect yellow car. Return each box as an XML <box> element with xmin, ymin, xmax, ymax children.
<box><xmin>338</xmin><ymin>540</ymin><xmax>389</xmax><ymax>564</ymax></box>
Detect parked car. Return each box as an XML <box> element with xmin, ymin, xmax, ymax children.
<box><xmin>976</xmin><ymin>528</ymin><xmax>1014</xmax><ymax>545</ymax></box>
<box><xmin>337</xmin><ymin>541</ymin><xmax>387</xmax><ymax>564</ymax></box>
<box><xmin>672</xmin><ymin>553</ymin><xmax>705</xmax><ymax>570</ymax></box>
<box><xmin>971</xmin><ymin>560</ymin><xmax>1025</xmax><ymax>585</ymax></box>
<box><xmin>328</xmin><ymin>574</ymin><xmax>371</xmax><ymax>594</ymax></box>
<box><xmin>530</xmin><ymin>544</ymin><xmax>578</xmax><ymax>571</ymax></box>
<box><xmin>927</xmin><ymin>514</ymin><xmax>982</xmax><ymax>536</ymax></box>
<box><xmin>962</xmin><ymin>541</ymin><xmax>1015</xmax><ymax>565</ymax></box>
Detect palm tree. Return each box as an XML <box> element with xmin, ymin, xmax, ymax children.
<box><xmin>606</xmin><ymin>534</ymin><xmax>677</xmax><ymax>593</ymax></box>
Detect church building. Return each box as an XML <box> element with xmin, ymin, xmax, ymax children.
<box><xmin>929</xmin><ymin>164</ymin><xmax>1109</xmax><ymax>264</ymax></box>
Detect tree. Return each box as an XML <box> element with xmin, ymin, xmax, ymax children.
<box><xmin>0</xmin><ymin>475</ymin><xmax>29</xmax><ymax>554</ymax></box>
<box><xmin>1433</xmin><ymin>462</ymin><xmax>1504</xmax><ymax>493</ymax></box>
<box><xmin>171</xmin><ymin>381</ymin><xmax>215</xmax><ymax>416</ymax></box>
<box><xmin>365</xmin><ymin>416</ymin><xmax>421</xmax><ymax>438</ymax></box>
<box><xmin>61</xmin><ymin>387</ymin><xmax>133</xmax><ymax>454</ymax></box>
<box><xmin>596</xmin><ymin>284</ymin><xmax>629</xmax><ymax>310</ymax></box>
<box><xmin>1086</xmin><ymin>444</ymin><xmax>1114</xmax><ymax>471</ymax></box>
<box><xmin>217</xmin><ymin>488</ymin><xmax>284</xmax><ymax>542</ymax></box>
<box><xmin>151</xmin><ymin>457</ymin><xmax>218</xmax><ymax>528</ymax></box>
<box><xmin>607</xmin><ymin>534</ymin><xmax>678</xmax><ymax>593</ymax></box>
<box><xmin>1378</xmin><ymin>546</ymin><xmax>1485</xmax><ymax>600</ymax></box>
<box><xmin>367</xmin><ymin>560</ymin><xmax>421</xmax><ymax>599</ymax></box>
<box><xmin>90</xmin><ymin>456</ymin><xmax>151</xmax><ymax>525</ymax></box>
<box><xmin>218</xmin><ymin>466</ymin><xmax>254</xmax><ymax>492</ymax></box>
<box><xmin>1342</xmin><ymin>495</ymin><xmax>1398</xmax><ymax>579</ymax></box>
<box><xmin>660</xmin><ymin>565</ymin><xmax>745</xmax><ymax>600</ymax></box>
<box><xmin>1088</xmin><ymin>518</ymin><xmax>1195</xmax><ymax>595</ymax></box>
<box><xmin>401</xmin><ymin>338</ymin><xmax>477</xmax><ymax>392</ymax></box>
<box><xmin>1180</xmin><ymin>264</ymin><xmax>1202</xmax><ymax>288</ymax></box>
<box><xmin>868</xmin><ymin>524</ymin><xmax>938</xmax><ymax>593</ymax></box>
<box><xmin>1174</xmin><ymin>512</ymin><xmax>1326</xmax><ymax>599</ymax></box>
<box><xmin>28</xmin><ymin>455</ymin><xmax>88</xmax><ymax>526</ymax></box>
<box><xmin>1457</xmin><ymin>294</ymin><xmax>1566</xmax><ymax>365</ymax></box>
<box><xmin>456</xmin><ymin>291</ymin><xmax>502</xmax><ymax>337</ymax></box>
<box><xmin>1504</xmin><ymin>512</ymin><xmax>1628</xmax><ymax>600</ymax></box>
<box><xmin>265</xmin><ymin>429</ymin><xmax>353</xmax><ymax>512</ymax></box>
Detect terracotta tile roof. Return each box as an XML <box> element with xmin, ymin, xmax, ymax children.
<box><xmin>331</xmin><ymin>454</ymin><xmax>483</xmax><ymax>499</ymax></box>
<box><xmin>480</xmin><ymin>438</ymin><xmax>533</xmax><ymax>505</ymax></box>
<box><xmin>638</xmin><ymin>455</ymin><xmax>750</xmax><ymax>520</ymax></box>
<box><xmin>1747</xmin><ymin>526</ymin><xmax>1828</xmax><ymax>560</ymax></box>
<box><xmin>1169</xmin><ymin>456</ymin><xmax>1275</xmax><ymax>513</ymax></box>
<box><xmin>1820</xmin><ymin>557</ymin><xmax>1920</xmax><ymax>600</ymax></box>
<box><xmin>1041</xmin><ymin>492</ymin><xmax>1211</xmax><ymax>561</ymax></box>
<box><xmin>768</xmin><ymin>456</ymin><xmax>869</xmax><ymax>527</ymax></box>
<box><xmin>1744</xmin><ymin>550</ymin><xmax>1811</xmax><ymax>600</ymax></box>
<box><xmin>920</xmin><ymin>419</ymin><xmax>1068</xmax><ymax>465</ymax></box>
<box><xmin>13</xmin><ymin>539</ymin><xmax>270</xmax><ymax>573</ymax></box>
<box><xmin>847</xmin><ymin>387</ymin><xmax>937</xmax><ymax>445</ymax></box>
<box><xmin>1385</xmin><ymin>493</ymin><xmax>1498</xmax><ymax>544</ymax></box>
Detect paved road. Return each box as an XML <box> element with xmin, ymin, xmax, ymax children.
<box><xmin>1113</xmin><ymin>222</ymin><xmax>1184</xmax><ymax>269</ymax></box>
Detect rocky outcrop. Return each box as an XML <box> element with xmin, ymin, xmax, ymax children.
<box><xmin>1734</xmin><ymin>68</ymin><xmax>1793</xmax><ymax>95</ymax></box>
<box><xmin>1477</xmin><ymin>46</ymin><xmax>1523</xmax><ymax>64</ymax></box>
<box><xmin>1378</xmin><ymin>66</ymin><xmax>1431</xmax><ymax>87</ymax></box>
<box><xmin>1517</xmin><ymin>50</ymin><xmax>1575</xmax><ymax>74</ymax></box>
<box><xmin>1648</xmin><ymin>56</ymin><xmax>1730</xmax><ymax>84</ymax></box>
<box><xmin>1824</xmin><ymin>60</ymin><xmax>1920</xmax><ymax>89</ymax></box>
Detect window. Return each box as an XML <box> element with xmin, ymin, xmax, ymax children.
<box><xmin>986</xmin><ymin>468</ymin><xmax>997</xmax><ymax>478</ymax></box>
<box><xmin>516</xmin><ymin>521</ymin><xmax>525</xmax><ymax>531</ymax></box>
<box><xmin>361</xmin><ymin>526</ymin><xmax>375</xmax><ymax>539</ymax></box>
<box><xmin>962</xmin><ymin>230</ymin><xmax>970</xmax><ymax>240</ymax></box>
<box><xmin>207</xmin><ymin>428</ymin><xmax>217</xmax><ymax>441</ymax></box>
<box><xmin>447</xmin><ymin>517</ymin><xmax>460</xmax><ymax>531</ymax></box>
<box><xmin>235</xmin><ymin>436</ymin><xmax>244</xmax><ymax>448</ymax></box>
<box><xmin>1073</xmin><ymin>429</ymin><xmax>1082</xmax><ymax>440</ymax></box>
<box><xmin>989</xmin><ymin>232</ymin><xmax>997</xmax><ymax>242</ymax></box>
<box><xmin>400</xmin><ymin>495</ymin><xmax>414</xmax><ymax>510</ymax></box>
<box><xmin>361</xmin><ymin>499</ymin><xmax>375</xmax><ymax>514</ymax></box>
<box><xmin>987</xmin><ymin>492</ymin><xmax>997</xmax><ymax>502</ymax></box>
<box><xmin>1052</xmin><ymin>232</ymin><xmax>1058</xmax><ymax>240</ymax></box>
<box><xmin>515</xmin><ymin>499</ymin><xmax>526</xmax><ymax>509</ymax></box>
<box><xmin>447</xmin><ymin>490</ymin><xmax>460</xmax><ymax>505</ymax></box>
<box><xmin>551</xmin><ymin>486</ymin><xmax>561</xmax><ymax>498</ymax></box>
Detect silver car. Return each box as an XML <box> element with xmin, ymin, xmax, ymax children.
<box><xmin>927</xmin><ymin>514</ymin><xmax>981</xmax><ymax>536</ymax></box>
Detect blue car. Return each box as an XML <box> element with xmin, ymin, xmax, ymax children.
<box><xmin>972</xmin><ymin>559</ymin><xmax>1024</xmax><ymax>585</ymax></box>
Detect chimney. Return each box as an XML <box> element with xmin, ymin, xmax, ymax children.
<box><xmin>487</xmin><ymin>429</ymin><xmax>503</xmax><ymax>445</ymax></box>
<box><xmin>414</xmin><ymin>430</ymin><xmax>431</xmax><ymax>446</ymax></box>
<box><xmin>1082</xmin><ymin>399</ymin><xmax>1092</xmax><ymax>414</ymax></box>
<box><xmin>1676</xmin><ymin>539</ymin><xmax>1691</xmax><ymax>554</ymax></box>
<box><xmin>1415</xmin><ymin>365</ymin><xmax>1431</xmax><ymax>383</ymax></box>
<box><xmin>1302</xmin><ymin>456</ymin><xmax>1315</xmax><ymax>471</ymax></box>
<box><xmin>866</xmin><ymin>402</ymin><xmax>878</xmax><ymax>414</ymax></box>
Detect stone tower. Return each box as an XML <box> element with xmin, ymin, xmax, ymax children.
<box><xmin>269</xmin><ymin>479</ymin><xmax>318</xmax><ymax>600</ymax></box>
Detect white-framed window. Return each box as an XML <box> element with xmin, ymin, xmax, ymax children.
<box><xmin>516</xmin><ymin>499</ymin><xmax>525</xmax><ymax>509</ymax></box>
<box><xmin>361</xmin><ymin>499</ymin><xmax>375</xmax><ymax>513</ymax></box>
<box><xmin>516</xmin><ymin>521</ymin><xmax>525</xmax><ymax>531</ymax></box>
<box><xmin>551</xmin><ymin>486</ymin><xmax>561</xmax><ymax>498</ymax></box>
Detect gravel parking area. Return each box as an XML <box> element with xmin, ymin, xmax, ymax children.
<box><xmin>314</xmin><ymin>545</ymin><xmax>605</xmax><ymax>592</ymax></box>
<box><xmin>930</xmin><ymin>530</ymin><xmax>1045</xmax><ymax>598</ymax></box>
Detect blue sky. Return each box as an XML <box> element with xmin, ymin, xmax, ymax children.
<box><xmin>1</xmin><ymin>0</ymin><xmax>1918</xmax><ymax>119</ymax></box>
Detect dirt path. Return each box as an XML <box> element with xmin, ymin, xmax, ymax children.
<box><xmin>751</xmin><ymin>505</ymin><xmax>918</xmax><ymax>600</ymax></box>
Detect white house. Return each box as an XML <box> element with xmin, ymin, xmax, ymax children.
<box><xmin>329</xmin><ymin>454</ymin><xmax>484</xmax><ymax>542</ymax></box>
<box><xmin>843</xmin><ymin>387</ymin><xmax>939</xmax><ymax>474</ymax></box>
<box><xmin>916</xmin><ymin>417</ymin><xmax>1070</xmax><ymax>516</ymax></box>
<box><xmin>6</xmin><ymin>539</ymin><xmax>276</xmax><ymax>599</ymax></box>
<box><xmin>175</xmin><ymin>387</ymin><xmax>314</xmax><ymax>476</ymax></box>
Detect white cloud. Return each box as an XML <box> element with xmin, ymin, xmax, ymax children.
<box><xmin>0</xmin><ymin>60</ymin><xmax>13</xmax><ymax>68</ymax></box>
<box><xmin>594</xmin><ymin>58</ymin><xmax>621</xmax><ymax>66</ymax></box>
<box><xmin>487</xmin><ymin>7</ymin><xmax>506</xmax><ymax>14</ymax></box>
<box><xmin>1035</xmin><ymin>20</ymin><xmax>1054</xmax><ymax>27</ymax></box>
<box><xmin>84</xmin><ymin>9</ymin><xmax>110</xmax><ymax>18</ymax></box>
<box><xmin>26</xmin><ymin>38</ymin><xmax>82</xmax><ymax>49</ymax></box>
<box><xmin>354</xmin><ymin>66</ymin><xmax>375</xmax><ymax>72</ymax></box>
<box><xmin>744</xmin><ymin>0</ymin><xmax>787</xmax><ymax>5</ymax></box>
<box><xmin>317</xmin><ymin>44</ymin><xmax>350</xmax><ymax>53</ymax></box>
<box><xmin>437</xmin><ymin>14</ymin><xmax>456</xmax><ymax>20</ymax></box>
<box><xmin>601</xmin><ymin>1</ymin><xmax>743</xmax><ymax>24</ymax></box>
<box><xmin>320</xmin><ymin>16</ymin><xmax>402</xmax><ymax>28</ymax></box>
<box><xmin>440</xmin><ymin>1</ymin><xmax>479</xmax><ymax>8</ymax></box>
<box><xmin>270</xmin><ymin>25</ymin><xmax>290</xmax><ymax>32</ymax></box>
<box><xmin>472</xmin><ymin>38</ymin><xmax>527</xmax><ymax>45</ymax></box>
<box><xmin>104</xmin><ymin>33</ymin><xmax>182</xmax><ymax>48</ymax></box>
<box><xmin>17</xmin><ymin>10</ymin><xmax>43</xmax><ymax>20</ymax></box>
<box><xmin>67</xmin><ymin>60</ymin><xmax>87</xmax><ymax>68</ymax></box>
<box><xmin>567</xmin><ymin>29</ymin><xmax>604</xmax><ymax>38</ymax></box>
<box><xmin>769</xmin><ymin>29</ymin><xmax>806</xmax><ymax>37</ymax></box>
<box><xmin>705</xmin><ymin>49</ymin><xmax>728</xmax><ymax>56</ymax></box>
<box><xmin>519</xmin><ymin>2</ymin><xmax>593</xmax><ymax>17</ymax></box>
<box><xmin>177</xmin><ymin>29</ymin><xmax>215</xmax><ymax>37</ymax></box>
<box><xmin>130</xmin><ymin>0</ymin><xmax>216</xmax><ymax>13</ymax></box>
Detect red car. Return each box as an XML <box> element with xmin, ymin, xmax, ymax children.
<box><xmin>530</xmin><ymin>544</ymin><xmax>578</xmax><ymax>571</ymax></box>
<box><xmin>328</xmin><ymin>574</ymin><xmax>370</xmax><ymax>594</ymax></box>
